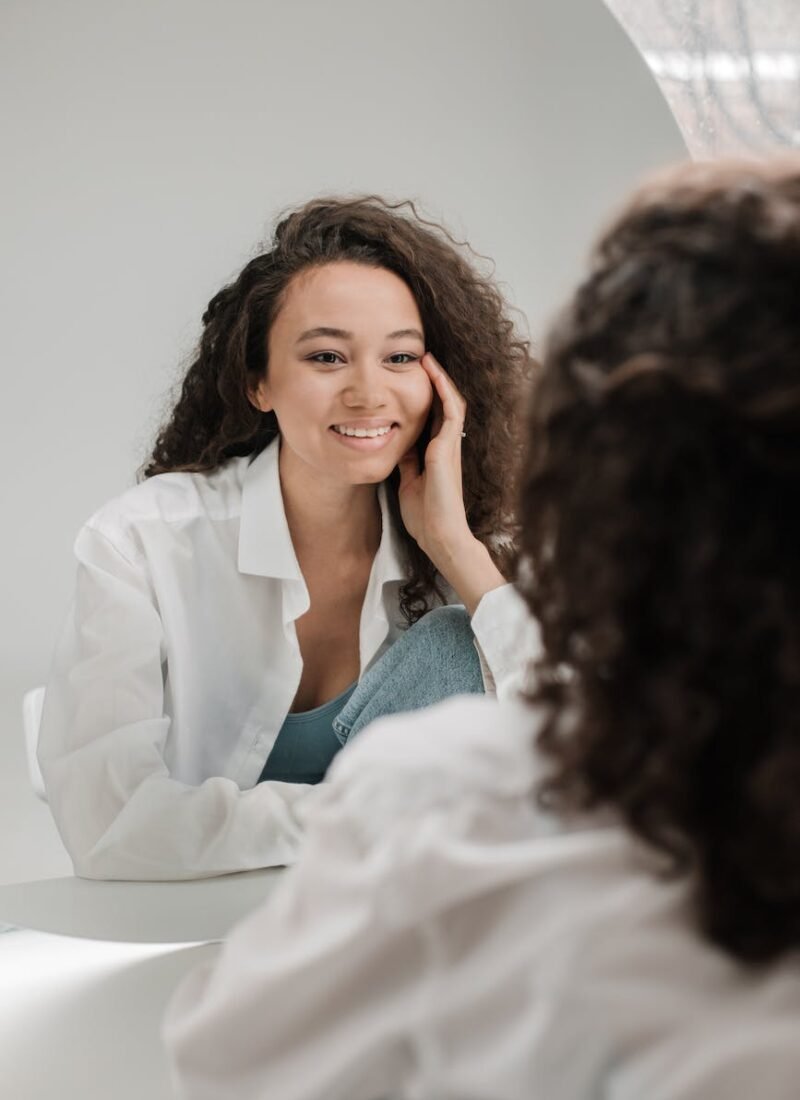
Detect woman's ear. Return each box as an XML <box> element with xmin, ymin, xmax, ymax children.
<box><xmin>248</xmin><ymin>376</ymin><xmax>272</xmax><ymax>413</ymax></box>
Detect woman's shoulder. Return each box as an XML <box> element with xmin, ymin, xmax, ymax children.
<box><xmin>82</xmin><ymin>457</ymin><xmax>251</xmax><ymax>543</ymax></box>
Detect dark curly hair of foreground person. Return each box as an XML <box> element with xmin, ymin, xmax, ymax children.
<box><xmin>518</xmin><ymin>158</ymin><xmax>800</xmax><ymax>964</ymax></box>
<box><xmin>143</xmin><ymin>196</ymin><xmax>532</xmax><ymax>623</ymax></box>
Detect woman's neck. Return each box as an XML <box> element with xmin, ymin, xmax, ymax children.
<box><xmin>278</xmin><ymin>443</ymin><xmax>382</xmax><ymax>563</ymax></box>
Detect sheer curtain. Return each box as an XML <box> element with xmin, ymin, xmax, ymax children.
<box><xmin>604</xmin><ymin>0</ymin><xmax>800</xmax><ymax>156</ymax></box>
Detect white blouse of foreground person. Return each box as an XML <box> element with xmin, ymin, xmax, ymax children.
<box><xmin>37</xmin><ymin>438</ymin><xmax>534</xmax><ymax>881</ymax></box>
<box><xmin>162</xmin><ymin>693</ymin><xmax>800</xmax><ymax>1100</ymax></box>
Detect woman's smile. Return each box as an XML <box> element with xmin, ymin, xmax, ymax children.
<box><xmin>329</xmin><ymin>418</ymin><xmax>400</xmax><ymax>450</ymax></box>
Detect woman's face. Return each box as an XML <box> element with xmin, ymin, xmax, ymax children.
<box><xmin>251</xmin><ymin>261</ymin><xmax>433</xmax><ymax>486</ymax></box>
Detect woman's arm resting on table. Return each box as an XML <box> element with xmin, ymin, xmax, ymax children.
<box><xmin>38</xmin><ymin>524</ymin><xmax>311</xmax><ymax>881</ymax></box>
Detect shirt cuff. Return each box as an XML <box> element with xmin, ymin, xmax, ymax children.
<box><xmin>470</xmin><ymin>584</ymin><xmax>541</xmax><ymax>700</ymax></box>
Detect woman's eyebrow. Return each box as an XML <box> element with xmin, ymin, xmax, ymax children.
<box><xmin>296</xmin><ymin>326</ymin><xmax>425</xmax><ymax>344</ymax></box>
<box><xmin>296</xmin><ymin>326</ymin><xmax>353</xmax><ymax>344</ymax></box>
<box><xmin>387</xmin><ymin>328</ymin><xmax>424</xmax><ymax>341</ymax></box>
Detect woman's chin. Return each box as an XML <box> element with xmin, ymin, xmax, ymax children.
<box><xmin>327</xmin><ymin>438</ymin><xmax>411</xmax><ymax>484</ymax></box>
<box><xmin>339</xmin><ymin>458</ymin><xmax>398</xmax><ymax>485</ymax></box>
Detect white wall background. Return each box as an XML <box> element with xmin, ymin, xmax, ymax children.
<box><xmin>0</xmin><ymin>0</ymin><xmax>685</xmax><ymax>883</ymax></box>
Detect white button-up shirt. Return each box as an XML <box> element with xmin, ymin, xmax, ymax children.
<box><xmin>38</xmin><ymin>439</ymin><xmax>534</xmax><ymax>880</ymax></box>
<box><xmin>164</xmin><ymin>694</ymin><xmax>800</xmax><ymax>1100</ymax></box>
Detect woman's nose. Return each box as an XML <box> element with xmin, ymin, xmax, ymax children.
<box><xmin>341</xmin><ymin>361</ymin><xmax>388</xmax><ymax>409</ymax></box>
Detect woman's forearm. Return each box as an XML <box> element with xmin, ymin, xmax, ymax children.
<box><xmin>429</xmin><ymin>535</ymin><xmax>507</xmax><ymax>617</ymax></box>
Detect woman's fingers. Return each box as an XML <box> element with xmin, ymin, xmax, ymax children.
<box><xmin>402</xmin><ymin>355</ymin><xmax>472</xmax><ymax>563</ymax></box>
<box><xmin>421</xmin><ymin>353</ymin><xmax>466</xmax><ymax>440</ymax></box>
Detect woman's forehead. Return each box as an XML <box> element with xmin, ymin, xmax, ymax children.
<box><xmin>276</xmin><ymin>262</ymin><xmax>423</xmax><ymax>335</ymax></box>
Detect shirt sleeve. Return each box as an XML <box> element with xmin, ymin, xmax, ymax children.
<box><xmin>162</xmin><ymin>696</ymin><xmax>543</xmax><ymax>1100</ymax></box>
<box><xmin>470</xmin><ymin>582</ymin><xmax>542</xmax><ymax>699</ymax></box>
<box><xmin>37</xmin><ymin>523</ymin><xmax>313</xmax><ymax>881</ymax></box>
<box><xmin>162</xmin><ymin>787</ymin><xmax>426</xmax><ymax>1100</ymax></box>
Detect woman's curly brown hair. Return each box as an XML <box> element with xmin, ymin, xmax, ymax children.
<box><xmin>143</xmin><ymin>196</ymin><xmax>532</xmax><ymax>622</ymax></box>
<box><xmin>518</xmin><ymin>158</ymin><xmax>800</xmax><ymax>964</ymax></box>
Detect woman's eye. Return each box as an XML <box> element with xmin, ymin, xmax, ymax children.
<box><xmin>308</xmin><ymin>352</ymin><xmax>343</xmax><ymax>366</ymax></box>
<box><xmin>386</xmin><ymin>353</ymin><xmax>420</xmax><ymax>366</ymax></box>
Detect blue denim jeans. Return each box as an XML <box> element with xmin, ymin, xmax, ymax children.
<box><xmin>260</xmin><ymin>605</ymin><xmax>485</xmax><ymax>785</ymax></box>
<box><xmin>333</xmin><ymin>604</ymin><xmax>485</xmax><ymax>747</ymax></box>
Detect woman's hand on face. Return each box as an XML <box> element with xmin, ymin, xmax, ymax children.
<box><xmin>397</xmin><ymin>353</ymin><xmax>506</xmax><ymax>615</ymax></box>
<box><xmin>397</xmin><ymin>352</ymin><xmax>472</xmax><ymax>563</ymax></box>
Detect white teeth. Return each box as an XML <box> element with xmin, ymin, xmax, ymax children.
<box><xmin>333</xmin><ymin>425</ymin><xmax>393</xmax><ymax>438</ymax></box>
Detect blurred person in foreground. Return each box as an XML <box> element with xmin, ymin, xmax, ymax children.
<box><xmin>163</xmin><ymin>158</ymin><xmax>800</xmax><ymax>1099</ymax></box>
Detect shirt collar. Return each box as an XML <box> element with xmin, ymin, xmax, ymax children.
<box><xmin>373</xmin><ymin>478</ymin><xmax>407</xmax><ymax>589</ymax></box>
<box><xmin>237</xmin><ymin>437</ymin><xmax>406</xmax><ymax>587</ymax></box>
<box><xmin>238</xmin><ymin>439</ymin><xmax>302</xmax><ymax>580</ymax></box>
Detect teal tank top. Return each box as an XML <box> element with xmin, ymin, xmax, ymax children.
<box><xmin>258</xmin><ymin>681</ymin><xmax>357</xmax><ymax>785</ymax></box>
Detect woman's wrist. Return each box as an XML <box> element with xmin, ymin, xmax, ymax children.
<box><xmin>429</xmin><ymin>535</ymin><xmax>507</xmax><ymax>617</ymax></box>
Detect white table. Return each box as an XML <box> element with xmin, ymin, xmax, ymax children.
<box><xmin>0</xmin><ymin>871</ymin><xmax>282</xmax><ymax>1099</ymax></box>
<box><xmin>0</xmin><ymin>868</ymin><xmax>281</xmax><ymax>942</ymax></box>
<box><xmin>0</xmin><ymin>929</ymin><xmax>221</xmax><ymax>1099</ymax></box>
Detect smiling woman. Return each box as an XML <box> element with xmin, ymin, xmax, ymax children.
<box><xmin>251</xmin><ymin>263</ymin><xmax>431</xmax><ymax>488</ymax></box>
<box><xmin>36</xmin><ymin>196</ymin><xmax>537</xmax><ymax>880</ymax></box>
